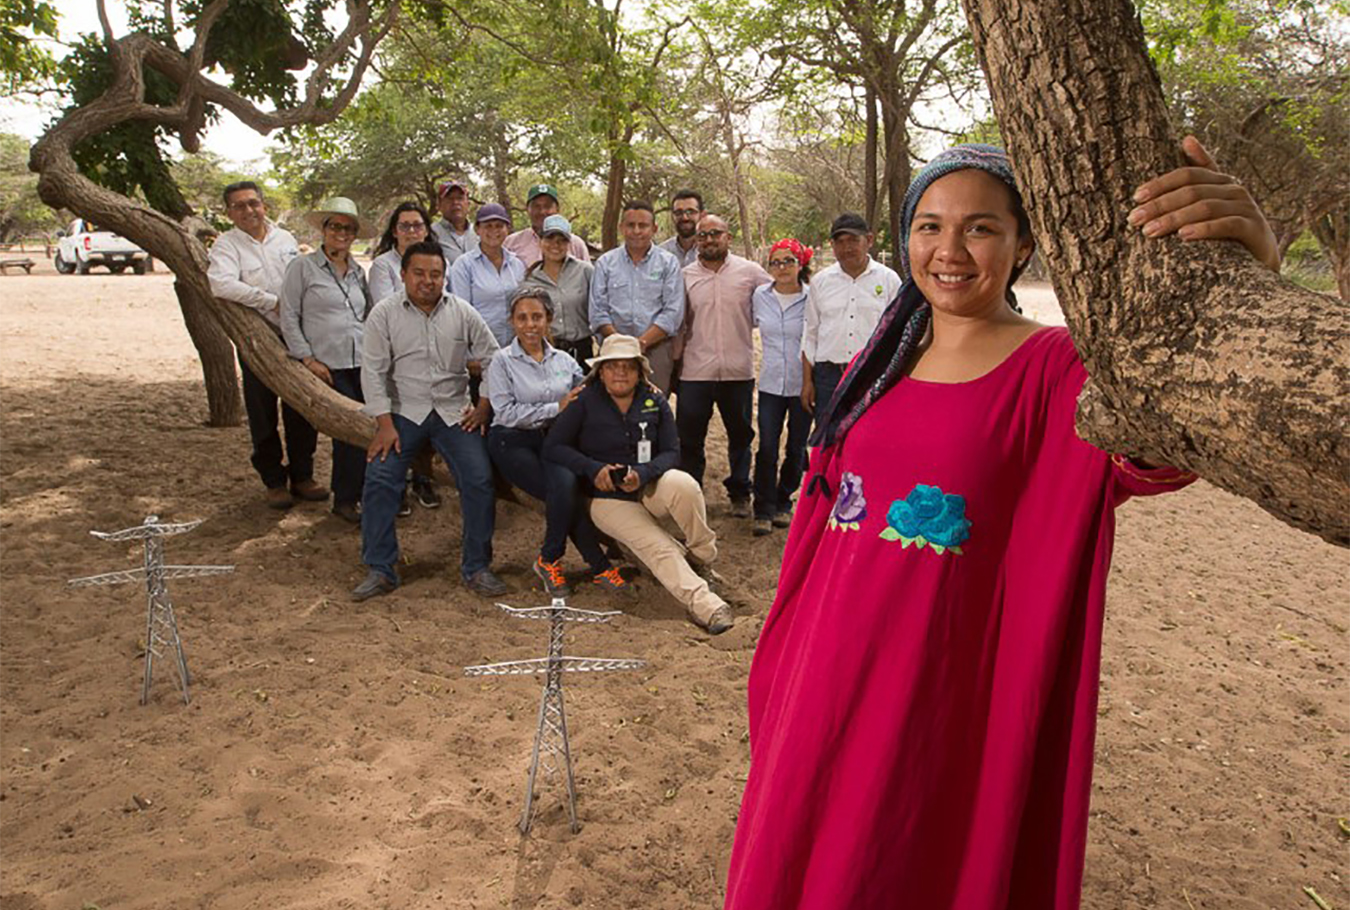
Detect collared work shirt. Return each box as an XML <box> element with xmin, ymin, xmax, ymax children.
<box><xmin>207</xmin><ymin>222</ymin><xmax>299</xmax><ymax>328</ymax></box>
<box><xmin>752</xmin><ymin>283</ymin><xmax>809</xmax><ymax>396</ymax></box>
<box><xmin>279</xmin><ymin>249</ymin><xmax>371</xmax><ymax>369</ymax></box>
<box><xmin>431</xmin><ymin>220</ymin><xmax>479</xmax><ymax>265</ymax></box>
<box><xmin>801</xmin><ymin>258</ymin><xmax>903</xmax><ymax>365</ymax></box>
<box><xmin>449</xmin><ymin>248</ymin><xmax>527</xmax><ymax>347</ymax></box>
<box><xmin>361</xmin><ymin>291</ymin><xmax>500</xmax><ymax>425</ymax></box>
<box><xmin>659</xmin><ymin>235</ymin><xmax>699</xmax><ymax>269</ymax></box>
<box><xmin>368</xmin><ymin>248</ymin><xmax>404</xmax><ymax>306</ymax></box>
<box><xmin>588</xmin><ymin>244</ymin><xmax>684</xmax><ymax>338</ymax></box>
<box><xmin>485</xmin><ymin>339</ymin><xmax>585</xmax><ymax>430</ymax></box>
<box><xmin>680</xmin><ymin>254</ymin><xmax>772</xmax><ymax>382</ymax></box>
<box><xmin>518</xmin><ymin>257</ymin><xmax>594</xmax><ymax>344</ymax></box>
<box><xmin>503</xmin><ymin>228</ymin><xmax>591</xmax><ymax>267</ymax></box>
<box><xmin>544</xmin><ymin>382</ymin><xmax>679</xmax><ymax>500</ymax></box>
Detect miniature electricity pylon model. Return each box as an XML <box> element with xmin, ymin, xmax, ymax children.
<box><xmin>465</xmin><ymin>598</ymin><xmax>645</xmax><ymax>834</ymax></box>
<box><xmin>68</xmin><ymin>515</ymin><xmax>234</xmax><ymax>706</ymax></box>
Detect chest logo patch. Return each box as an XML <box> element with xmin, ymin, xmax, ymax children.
<box><xmin>880</xmin><ymin>483</ymin><xmax>970</xmax><ymax>555</ymax></box>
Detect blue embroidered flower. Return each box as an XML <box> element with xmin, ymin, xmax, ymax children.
<box><xmin>828</xmin><ymin>472</ymin><xmax>867</xmax><ymax>531</ymax></box>
<box><xmin>880</xmin><ymin>483</ymin><xmax>970</xmax><ymax>554</ymax></box>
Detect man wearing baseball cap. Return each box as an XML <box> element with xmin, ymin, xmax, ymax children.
<box><xmin>799</xmin><ymin>212</ymin><xmax>902</xmax><ymax>424</ymax></box>
<box><xmin>504</xmin><ymin>183</ymin><xmax>591</xmax><ymax>267</ymax></box>
<box><xmin>431</xmin><ymin>179</ymin><xmax>479</xmax><ymax>266</ymax></box>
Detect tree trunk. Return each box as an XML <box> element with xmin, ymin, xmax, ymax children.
<box><xmin>1308</xmin><ymin>204</ymin><xmax>1349</xmax><ymax>302</ymax></box>
<box><xmin>877</xmin><ymin>75</ymin><xmax>911</xmax><ymax>268</ymax></box>
<box><xmin>961</xmin><ymin>0</ymin><xmax>1350</xmax><ymax>546</ymax></box>
<box><xmin>172</xmin><ymin>279</ymin><xmax>243</xmax><ymax>426</ymax></box>
<box><xmin>864</xmin><ymin>85</ymin><xmax>879</xmax><ymax>227</ymax></box>
<box><xmin>600</xmin><ymin>124</ymin><xmax>635</xmax><ymax>252</ymax></box>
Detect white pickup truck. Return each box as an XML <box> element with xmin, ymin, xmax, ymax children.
<box><xmin>54</xmin><ymin>218</ymin><xmax>152</xmax><ymax>275</ymax></box>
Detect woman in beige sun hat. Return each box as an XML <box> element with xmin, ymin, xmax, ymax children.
<box><xmin>280</xmin><ymin>196</ymin><xmax>374</xmax><ymax>524</ymax></box>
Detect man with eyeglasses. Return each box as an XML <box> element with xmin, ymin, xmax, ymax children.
<box><xmin>588</xmin><ymin>200</ymin><xmax>685</xmax><ymax>394</ymax></box>
<box><xmin>675</xmin><ymin>214</ymin><xmax>772</xmax><ymax>518</ymax></box>
<box><xmin>659</xmin><ymin>188</ymin><xmax>703</xmax><ymax>269</ymax></box>
<box><xmin>430</xmin><ymin>179</ymin><xmax>479</xmax><ymax>267</ymax></box>
<box><xmin>208</xmin><ymin>180</ymin><xmax>326</xmax><ymax>511</ymax></box>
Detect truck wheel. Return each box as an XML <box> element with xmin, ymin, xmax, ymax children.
<box><xmin>54</xmin><ymin>251</ymin><xmax>75</xmax><ymax>274</ymax></box>
<box><xmin>109</xmin><ymin>264</ymin><xmax>127</xmax><ymax>274</ymax></box>
<box><xmin>132</xmin><ymin>260</ymin><xmax>148</xmax><ymax>275</ymax></box>
<box><xmin>75</xmin><ymin>256</ymin><xmax>91</xmax><ymax>275</ymax></box>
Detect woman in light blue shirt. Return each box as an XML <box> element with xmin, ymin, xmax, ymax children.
<box><xmin>486</xmin><ymin>287</ymin><xmax>623</xmax><ymax>596</ymax></box>
<box><xmin>751</xmin><ymin>239</ymin><xmax>813</xmax><ymax>537</ymax></box>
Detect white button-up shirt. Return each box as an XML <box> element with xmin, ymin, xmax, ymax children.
<box><xmin>800</xmin><ymin>258</ymin><xmax>902</xmax><ymax>365</ymax></box>
<box><xmin>207</xmin><ymin>222</ymin><xmax>299</xmax><ymax>328</ymax></box>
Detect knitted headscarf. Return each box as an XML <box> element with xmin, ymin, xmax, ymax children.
<box><xmin>810</xmin><ymin>144</ymin><xmax>1025</xmax><ymax>451</ymax></box>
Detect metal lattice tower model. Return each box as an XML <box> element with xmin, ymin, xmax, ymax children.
<box><xmin>68</xmin><ymin>515</ymin><xmax>233</xmax><ymax>705</ymax></box>
<box><xmin>465</xmin><ymin>598</ymin><xmax>645</xmax><ymax>834</ymax></box>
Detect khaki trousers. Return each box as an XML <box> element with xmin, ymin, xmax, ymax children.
<box><xmin>589</xmin><ymin>470</ymin><xmax>725</xmax><ymax>625</ymax></box>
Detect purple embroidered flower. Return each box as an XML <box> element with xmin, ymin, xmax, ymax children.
<box><xmin>828</xmin><ymin>472</ymin><xmax>867</xmax><ymax>531</ymax></box>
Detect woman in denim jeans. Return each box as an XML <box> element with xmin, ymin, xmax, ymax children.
<box><xmin>485</xmin><ymin>287</ymin><xmax>626</xmax><ymax>596</ymax></box>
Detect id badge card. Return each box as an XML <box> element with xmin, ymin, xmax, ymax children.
<box><xmin>637</xmin><ymin>422</ymin><xmax>652</xmax><ymax>464</ymax></box>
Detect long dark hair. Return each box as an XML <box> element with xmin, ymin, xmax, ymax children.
<box><xmin>374</xmin><ymin>202</ymin><xmax>433</xmax><ymax>257</ymax></box>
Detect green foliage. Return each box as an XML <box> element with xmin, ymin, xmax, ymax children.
<box><xmin>0</xmin><ymin>131</ymin><xmax>63</xmax><ymax>241</ymax></box>
<box><xmin>0</xmin><ymin>0</ymin><xmax>60</xmax><ymax>91</ymax></box>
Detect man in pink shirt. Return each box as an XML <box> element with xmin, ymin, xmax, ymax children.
<box><xmin>676</xmin><ymin>214</ymin><xmax>771</xmax><ymax>518</ymax></box>
<box><xmin>503</xmin><ymin>184</ymin><xmax>591</xmax><ymax>266</ymax></box>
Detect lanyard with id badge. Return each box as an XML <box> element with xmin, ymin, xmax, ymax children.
<box><xmin>637</xmin><ymin>421</ymin><xmax>652</xmax><ymax>465</ymax></box>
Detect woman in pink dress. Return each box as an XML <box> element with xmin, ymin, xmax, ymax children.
<box><xmin>722</xmin><ymin>141</ymin><xmax>1278</xmax><ymax>910</ymax></box>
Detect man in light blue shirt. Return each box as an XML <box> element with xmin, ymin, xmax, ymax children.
<box><xmin>588</xmin><ymin>200</ymin><xmax>684</xmax><ymax>393</ymax></box>
<box><xmin>449</xmin><ymin>202</ymin><xmax>526</xmax><ymax>346</ymax></box>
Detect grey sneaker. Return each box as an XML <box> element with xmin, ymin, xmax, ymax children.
<box><xmin>351</xmin><ymin>570</ymin><xmax>398</xmax><ymax>602</ymax></box>
<box><xmin>702</xmin><ymin>604</ymin><xmax>734</xmax><ymax>635</ymax></box>
<box><xmin>728</xmin><ymin>498</ymin><xmax>751</xmax><ymax>519</ymax></box>
<box><xmin>465</xmin><ymin>567</ymin><xmax>509</xmax><ymax>597</ymax></box>
<box><xmin>412</xmin><ymin>476</ymin><xmax>441</xmax><ymax>509</ymax></box>
<box><xmin>752</xmin><ymin>519</ymin><xmax>773</xmax><ymax>537</ymax></box>
<box><xmin>772</xmin><ymin>508</ymin><xmax>793</xmax><ymax>529</ymax></box>
<box><xmin>397</xmin><ymin>488</ymin><xmax>412</xmax><ymax>518</ymax></box>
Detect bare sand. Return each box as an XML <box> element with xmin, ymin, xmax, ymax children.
<box><xmin>1</xmin><ymin>260</ymin><xmax>1345</xmax><ymax>909</ymax></box>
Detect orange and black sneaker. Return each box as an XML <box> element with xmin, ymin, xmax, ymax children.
<box><xmin>533</xmin><ymin>555</ymin><xmax>571</xmax><ymax>597</ymax></box>
<box><xmin>592</xmin><ymin>567</ymin><xmax>629</xmax><ymax>593</ymax></box>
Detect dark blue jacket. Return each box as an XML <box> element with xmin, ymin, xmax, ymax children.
<box><xmin>544</xmin><ymin>381</ymin><xmax>679</xmax><ymax>500</ymax></box>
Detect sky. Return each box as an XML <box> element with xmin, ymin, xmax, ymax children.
<box><xmin>2</xmin><ymin>0</ymin><xmax>281</xmax><ymax>173</ymax></box>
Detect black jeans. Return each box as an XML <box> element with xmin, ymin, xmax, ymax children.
<box><xmin>675</xmin><ymin>379</ymin><xmax>755</xmax><ymax>502</ymax></box>
<box><xmin>488</xmin><ymin>425</ymin><xmax>610</xmax><ymax>571</ymax></box>
<box><xmin>753</xmin><ymin>391</ymin><xmax>811</xmax><ymax>519</ymax></box>
<box><xmin>239</xmin><ymin>351</ymin><xmax>318</xmax><ymax>489</ymax></box>
<box><xmin>553</xmin><ymin>336</ymin><xmax>594</xmax><ymax>366</ymax></box>
<box><xmin>328</xmin><ymin>367</ymin><xmax>367</xmax><ymax>507</ymax></box>
<box><xmin>811</xmin><ymin>361</ymin><xmax>847</xmax><ymax>428</ymax></box>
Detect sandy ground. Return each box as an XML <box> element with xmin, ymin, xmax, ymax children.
<box><xmin>0</xmin><ymin>260</ymin><xmax>1346</xmax><ymax>910</ymax></box>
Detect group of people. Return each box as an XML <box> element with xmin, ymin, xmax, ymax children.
<box><xmin>208</xmin><ymin>137</ymin><xmax>1284</xmax><ymax>907</ymax></box>
<box><xmin>211</xmin><ymin>179</ymin><xmax>898</xmax><ymax>633</ymax></box>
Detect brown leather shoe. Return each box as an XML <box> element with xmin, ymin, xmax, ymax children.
<box><xmin>266</xmin><ymin>487</ymin><xmax>294</xmax><ymax>510</ymax></box>
<box><xmin>291</xmin><ymin>479</ymin><xmax>330</xmax><ymax>502</ymax></box>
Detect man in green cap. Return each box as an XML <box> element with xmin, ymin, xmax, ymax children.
<box><xmin>504</xmin><ymin>183</ymin><xmax>591</xmax><ymax>266</ymax></box>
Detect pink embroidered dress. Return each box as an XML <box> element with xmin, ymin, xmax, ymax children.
<box><xmin>724</xmin><ymin>327</ymin><xmax>1194</xmax><ymax>910</ymax></box>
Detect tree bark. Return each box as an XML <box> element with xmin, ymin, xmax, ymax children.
<box><xmin>962</xmin><ymin>0</ymin><xmax>1350</xmax><ymax>546</ymax></box>
<box><xmin>864</xmin><ymin>85</ymin><xmax>879</xmax><ymax>227</ymax></box>
<box><xmin>1308</xmin><ymin>203</ymin><xmax>1349</xmax><ymax>303</ymax></box>
<box><xmin>600</xmin><ymin>124</ymin><xmax>634</xmax><ymax>251</ymax></box>
<box><xmin>172</xmin><ymin>279</ymin><xmax>243</xmax><ymax>426</ymax></box>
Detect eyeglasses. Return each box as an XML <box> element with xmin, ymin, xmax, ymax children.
<box><xmin>673</xmin><ymin>207</ymin><xmax>702</xmax><ymax>218</ymax></box>
<box><xmin>395</xmin><ymin>222</ymin><xmax>427</xmax><ymax>233</ymax></box>
<box><xmin>695</xmin><ymin>229</ymin><xmax>727</xmax><ymax>240</ymax></box>
<box><xmin>324</xmin><ymin>222</ymin><xmax>358</xmax><ymax>236</ymax></box>
<box><xmin>768</xmin><ymin>258</ymin><xmax>798</xmax><ymax>268</ymax></box>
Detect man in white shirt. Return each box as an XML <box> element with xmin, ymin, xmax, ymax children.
<box><xmin>207</xmin><ymin>180</ymin><xmax>327</xmax><ymax>510</ymax></box>
<box><xmin>800</xmin><ymin>213</ymin><xmax>903</xmax><ymax>422</ymax></box>
<box><xmin>430</xmin><ymin>179</ymin><xmax>479</xmax><ymax>266</ymax></box>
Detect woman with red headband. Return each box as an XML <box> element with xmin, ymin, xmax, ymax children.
<box><xmin>751</xmin><ymin>238</ymin><xmax>814</xmax><ymax>536</ymax></box>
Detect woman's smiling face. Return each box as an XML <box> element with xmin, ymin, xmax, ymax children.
<box><xmin>907</xmin><ymin>169</ymin><xmax>1033</xmax><ymax>320</ymax></box>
